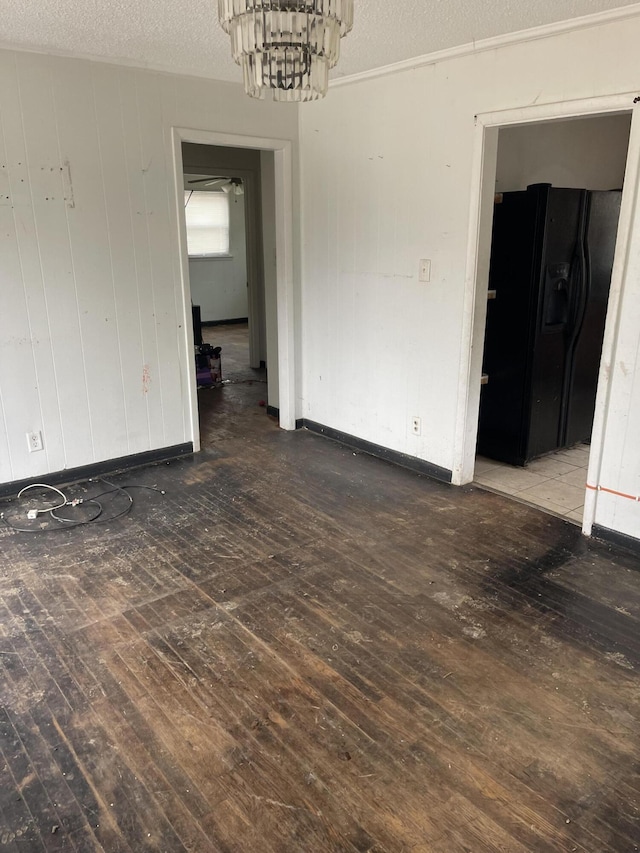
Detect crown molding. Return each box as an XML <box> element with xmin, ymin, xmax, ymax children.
<box><xmin>331</xmin><ymin>3</ymin><xmax>640</xmax><ymax>89</ymax></box>
<box><xmin>0</xmin><ymin>39</ymin><xmax>242</xmax><ymax>86</ymax></box>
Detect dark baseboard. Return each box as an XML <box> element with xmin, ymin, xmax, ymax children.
<box><xmin>592</xmin><ymin>524</ymin><xmax>640</xmax><ymax>557</ymax></box>
<box><xmin>302</xmin><ymin>420</ymin><xmax>453</xmax><ymax>484</ymax></box>
<box><xmin>265</xmin><ymin>408</ymin><xmax>306</xmax><ymax>432</ymax></box>
<box><xmin>201</xmin><ymin>318</ymin><xmax>248</xmax><ymax>327</ymax></box>
<box><xmin>0</xmin><ymin>443</ymin><xmax>193</xmax><ymax>500</ymax></box>
<box><xmin>262</xmin><ymin>411</ymin><xmax>452</xmax><ymax>484</ymax></box>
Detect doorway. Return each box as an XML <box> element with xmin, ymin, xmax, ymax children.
<box><xmin>453</xmin><ymin>95</ymin><xmax>640</xmax><ymax>535</ymax></box>
<box><xmin>474</xmin><ymin>114</ymin><xmax>631</xmax><ymax>523</ymax></box>
<box><xmin>182</xmin><ymin>145</ymin><xmax>269</xmax><ymax>446</ymax></box>
<box><xmin>184</xmin><ymin>171</ymin><xmax>251</xmax><ymax>361</ymax></box>
<box><xmin>171</xmin><ymin>128</ymin><xmax>297</xmax><ymax>452</ymax></box>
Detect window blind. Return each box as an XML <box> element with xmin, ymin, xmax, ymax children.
<box><xmin>184</xmin><ymin>191</ymin><xmax>230</xmax><ymax>256</ymax></box>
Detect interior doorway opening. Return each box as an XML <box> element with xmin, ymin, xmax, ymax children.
<box><xmin>181</xmin><ymin>141</ymin><xmax>280</xmax><ymax>448</ymax></box>
<box><xmin>471</xmin><ymin>112</ymin><xmax>632</xmax><ymax>524</ymax></box>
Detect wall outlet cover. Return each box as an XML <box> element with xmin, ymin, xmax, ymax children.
<box><xmin>26</xmin><ymin>430</ymin><xmax>43</xmax><ymax>452</ymax></box>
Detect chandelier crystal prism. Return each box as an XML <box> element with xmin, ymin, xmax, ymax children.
<box><xmin>218</xmin><ymin>0</ymin><xmax>354</xmax><ymax>101</ymax></box>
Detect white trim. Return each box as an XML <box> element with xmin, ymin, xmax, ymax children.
<box><xmin>451</xmin><ymin>120</ymin><xmax>498</xmax><ymax>485</ymax></box>
<box><xmin>584</xmin><ymin>105</ymin><xmax>640</xmax><ymax>534</ymax></box>
<box><xmin>171</xmin><ymin>128</ymin><xmax>297</xmax><ymax>450</ymax></box>
<box><xmin>453</xmin><ymin>92</ymin><xmax>640</xmax><ymax>540</ymax></box>
<box><xmin>331</xmin><ymin>4</ymin><xmax>640</xmax><ymax>89</ymax></box>
<box><xmin>171</xmin><ymin>130</ymin><xmax>200</xmax><ymax>453</ymax></box>
<box><xmin>274</xmin><ymin>144</ymin><xmax>296</xmax><ymax>431</ymax></box>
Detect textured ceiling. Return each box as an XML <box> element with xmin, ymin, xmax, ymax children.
<box><xmin>0</xmin><ymin>0</ymin><xmax>638</xmax><ymax>83</ymax></box>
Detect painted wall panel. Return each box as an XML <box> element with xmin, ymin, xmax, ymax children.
<box><xmin>299</xmin><ymin>13</ymin><xmax>640</xmax><ymax>540</ymax></box>
<box><xmin>120</xmin><ymin>68</ymin><xmax>164</xmax><ymax>451</ymax></box>
<box><xmin>188</xmin><ymin>262</ymin><xmax>248</xmax><ymax>323</ymax></box>
<box><xmin>14</xmin><ymin>51</ymin><xmax>91</xmax><ymax>473</ymax></box>
<box><xmin>135</xmin><ymin>70</ymin><xmax>181</xmax><ymax>450</ymax></box>
<box><xmin>496</xmin><ymin>113</ymin><xmax>631</xmax><ymax>192</ymax></box>
<box><xmin>0</xmin><ymin>50</ymin><xmax>298</xmax><ymax>484</ymax></box>
<box><xmin>91</xmin><ymin>65</ymin><xmax>148</xmax><ymax>456</ymax></box>
<box><xmin>0</xmin><ymin>53</ymin><xmax>33</xmax><ymax>482</ymax></box>
<box><xmin>54</xmin><ymin>60</ymin><xmax>131</xmax><ymax>464</ymax></box>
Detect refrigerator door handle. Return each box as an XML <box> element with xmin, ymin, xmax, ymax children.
<box><xmin>571</xmin><ymin>193</ymin><xmax>591</xmax><ymax>347</ymax></box>
<box><xmin>572</xmin><ymin>238</ymin><xmax>590</xmax><ymax>344</ymax></box>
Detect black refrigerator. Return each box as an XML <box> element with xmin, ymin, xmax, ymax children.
<box><xmin>477</xmin><ymin>183</ymin><xmax>621</xmax><ymax>466</ymax></box>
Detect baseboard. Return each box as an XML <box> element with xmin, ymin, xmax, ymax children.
<box><xmin>201</xmin><ymin>318</ymin><xmax>248</xmax><ymax>327</ymax></box>
<box><xmin>0</xmin><ymin>443</ymin><xmax>193</xmax><ymax>500</ymax></box>
<box><xmin>302</xmin><ymin>420</ymin><xmax>453</xmax><ymax>484</ymax></box>
<box><xmin>257</xmin><ymin>411</ymin><xmax>452</xmax><ymax>484</ymax></box>
<box><xmin>592</xmin><ymin>524</ymin><xmax>640</xmax><ymax>558</ymax></box>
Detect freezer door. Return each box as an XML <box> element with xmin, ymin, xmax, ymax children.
<box><xmin>527</xmin><ymin>188</ymin><xmax>585</xmax><ymax>460</ymax></box>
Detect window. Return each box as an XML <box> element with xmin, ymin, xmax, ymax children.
<box><xmin>184</xmin><ymin>190</ymin><xmax>230</xmax><ymax>256</ymax></box>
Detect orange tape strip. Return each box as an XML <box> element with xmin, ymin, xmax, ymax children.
<box><xmin>586</xmin><ymin>483</ymin><xmax>640</xmax><ymax>502</ymax></box>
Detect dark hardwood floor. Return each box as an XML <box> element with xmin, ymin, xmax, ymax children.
<box><xmin>1</xmin><ymin>378</ymin><xmax>639</xmax><ymax>851</ymax></box>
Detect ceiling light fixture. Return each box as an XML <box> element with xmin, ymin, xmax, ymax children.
<box><xmin>218</xmin><ymin>0</ymin><xmax>354</xmax><ymax>102</ymax></box>
<box><xmin>222</xmin><ymin>179</ymin><xmax>245</xmax><ymax>196</ymax></box>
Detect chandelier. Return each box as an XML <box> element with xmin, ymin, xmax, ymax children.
<box><xmin>218</xmin><ymin>1</ymin><xmax>354</xmax><ymax>102</ymax></box>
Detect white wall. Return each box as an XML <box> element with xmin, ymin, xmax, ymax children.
<box><xmin>496</xmin><ymin>113</ymin><xmax>631</xmax><ymax>192</ymax></box>
<box><xmin>188</xmin><ymin>192</ymin><xmax>248</xmax><ymax>322</ymax></box>
<box><xmin>0</xmin><ymin>49</ymin><xmax>298</xmax><ymax>484</ymax></box>
<box><xmin>299</xmin><ymin>13</ymin><xmax>640</xmax><ymax>540</ymax></box>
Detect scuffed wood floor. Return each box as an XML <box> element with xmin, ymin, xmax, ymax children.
<box><xmin>1</xmin><ymin>383</ymin><xmax>639</xmax><ymax>851</ymax></box>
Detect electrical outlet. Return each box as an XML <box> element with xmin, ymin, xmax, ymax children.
<box><xmin>411</xmin><ymin>416</ymin><xmax>421</xmax><ymax>435</ymax></box>
<box><xmin>26</xmin><ymin>430</ymin><xmax>43</xmax><ymax>453</ymax></box>
<box><xmin>419</xmin><ymin>259</ymin><xmax>431</xmax><ymax>282</ymax></box>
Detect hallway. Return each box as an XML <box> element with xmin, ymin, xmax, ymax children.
<box><xmin>197</xmin><ymin>322</ymin><xmax>270</xmax><ymax>449</ymax></box>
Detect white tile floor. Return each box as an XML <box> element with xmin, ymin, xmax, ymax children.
<box><xmin>474</xmin><ymin>444</ymin><xmax>590</xmax><ymax>524</ymax></box>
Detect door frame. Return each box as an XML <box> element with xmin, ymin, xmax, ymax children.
<box><xmin>453</xmin><ymin>93</ymin><xmax>640</xmax><ymax>535</ymax></box>
<box><xmin>171</xmin><ymin>127</ymin><xmax>297</xmax><ymax>449</ymax></box>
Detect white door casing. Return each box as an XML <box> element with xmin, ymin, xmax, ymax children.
<box><xmin>454</xmin><ymin>93</ymin><xmax>640</xmax><ymax>537</ymax></box>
